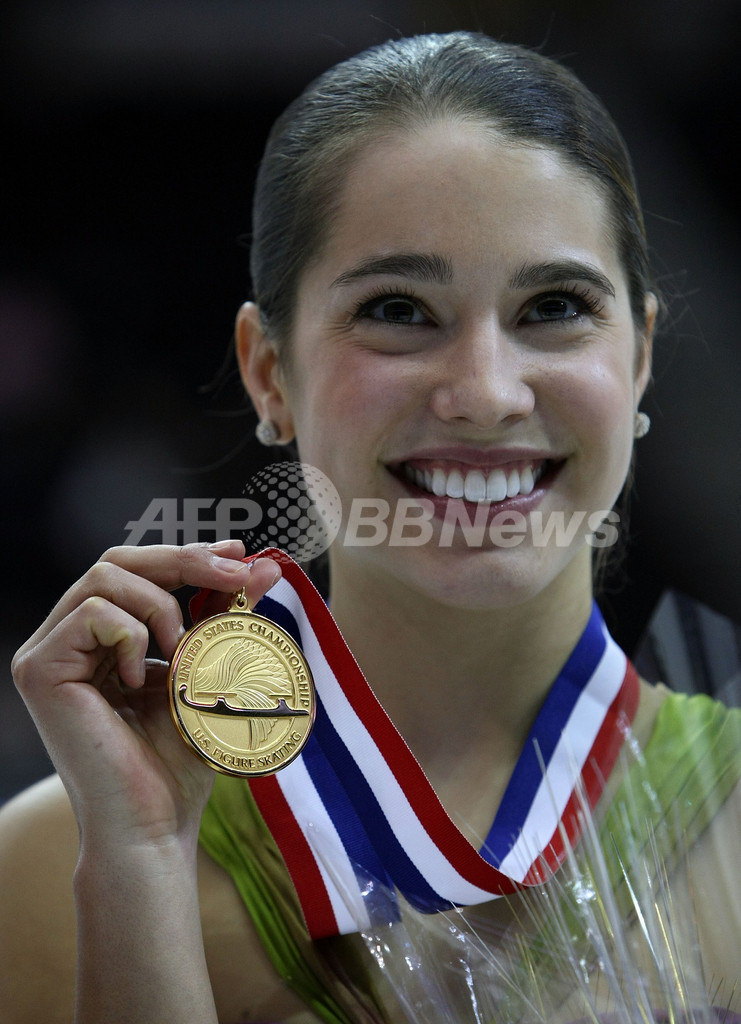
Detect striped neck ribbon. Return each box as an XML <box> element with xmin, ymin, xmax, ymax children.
<box><xmin>193</xmin><ymin>550</ymin><xmax>638</xmax><ymax>939</ymax></box>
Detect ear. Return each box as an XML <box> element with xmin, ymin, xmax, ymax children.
<box><xmin>235</xmin><ymin>302</ymin><xmax>295</xmax><ymax>443</ymax></box>
<box><xmin>634</xmin><ymin>291</ymin><xmax>657</xmax><ymax>404</ymax></box>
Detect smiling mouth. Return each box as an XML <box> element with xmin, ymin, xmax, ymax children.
<box><xmin>397</xmin><ymin>459</ymin><xmax>555</xmax><ymax>503</ymax></box>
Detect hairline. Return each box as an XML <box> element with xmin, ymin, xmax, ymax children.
<box><xmin>270</xmin><ymin>115</ymin><xmax>643</xmax><ymax>357</ymax></box>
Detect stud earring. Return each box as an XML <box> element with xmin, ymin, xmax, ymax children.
<box><xmin>634</xmin><ymin>411</ymin><xmax>651</xmax><ymax>439</ymax></box>
<box><xmin>255</xmin><ymin>419</ymin><xmax>280</xmax><ymax>446</ymax></box>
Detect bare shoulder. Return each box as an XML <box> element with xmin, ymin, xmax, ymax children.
<box><xmin>635</xmin><ymin>685</ymin><xmax>741</xmax><ymax>1011</ymax></box>
<box><xmin>633</xmin><ymin>678</ymin><xmax>673</xmax><ymax>745</ymax></box>
<box><xmin>0</xmin><ymin>776</ymin><xmax>318</xmax><ymax>1023</ymax></box>
<box><xmin>687</xmin><ymin>773</ymin><xmax>741</xmax><ymax>1011</ymax></box>
<box><xmin>198</xmin><ymin>845</ymin><xmax>317</xmax><ymax>1023</ymax></box>
<box><xmin>0</xmin><ymin>775</ymin><xmax>79</xmax><ymax>1023</ymax></box>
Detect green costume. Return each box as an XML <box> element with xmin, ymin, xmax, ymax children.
<box><xmin>199</xmin><ymin>692</ymin><xmax>741</xmax><ymax>1023</ymax></box>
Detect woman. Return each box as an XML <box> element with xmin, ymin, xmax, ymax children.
<box><xmin>1</xmin><ymin>31</ymin><xmax>739</xmax><ymax>1024</ymax></box>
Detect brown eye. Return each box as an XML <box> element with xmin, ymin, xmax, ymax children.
<box><xmin>378</xmin><ymin>299</ymin><xmax>419</xmax><ymax>322</ymax></box>
<box><xmin>354</xmin><ymin>292</ymin><xmax>430</xmax><ymax>325</ymax></box>
<box><xmin>519</xmin><ymin>286</ymin><xmax>605</xmax><ymax>325</ymax></box>
<box><xmin>522</xmin><ymin>296</ymin><xmax>581</xmax><ymax>323</ymax></box>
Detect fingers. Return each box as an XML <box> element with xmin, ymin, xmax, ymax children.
<box><xmin>25</xmin><ymin>565</ymin><xmax>182</xmax><ymax>666</ymax></box>
<box><xmin>13</xmin><ymin>541</ymin><xmax>284</xmax><ymax>717</ymax></box>
<box><xmin>14</xmin><ymin>596</ymin><xmax>152</xmax><ymax>708</ymax></box>
<box><xmin>100</xmin><ymin>541</ymin><xmax>282</xmax><ymax>620</ymax></box>
<box><xmin>20</xmin><ymin>542</ymin><xmax>282</xmax><ymax>661</ymax></box>
<box><xmin>193</xmin><ymin>554</ymin><xmax>283</xmax><ymax>621</ymax></box>
<box><xmin>99</xmin><ymin>539</ymin><xmax>253</xmax><ymax>591</ymax></box>
<box><xmin>240</xmin><ymin>555</ymin><xmax>283</xmax><ymax>607</ymax></box>
<box><xmin>10</xmin><ymin>544</ymin><xmax>285</xmax><ymax>848</ymax></box>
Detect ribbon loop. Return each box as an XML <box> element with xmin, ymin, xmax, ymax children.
<box><xmin>197</xmin><ymin>550</ymin><xmax>638</xmax><ymax>939</ymax></box>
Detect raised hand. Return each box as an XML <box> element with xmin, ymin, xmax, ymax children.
<box><xmin>12</xmin><ymin>540</ymin><xmax>281</xmax><ymax>849</ymax></box>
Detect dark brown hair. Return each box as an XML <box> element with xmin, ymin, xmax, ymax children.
<box><xmin>250</xmin><ymin>31</ymin><xmax>653</xmax><ymax>350</ymax></box>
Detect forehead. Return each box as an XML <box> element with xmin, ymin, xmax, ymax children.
<box><xmin>303</xmin><ymin>122</ymin><xmax>621</xmax><ymax>292</ymax></box>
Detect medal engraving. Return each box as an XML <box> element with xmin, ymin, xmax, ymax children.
<box><xmin>168</xmin><ymin>591</ymin><xmax>315</xmax><ymax>777</ymax></box>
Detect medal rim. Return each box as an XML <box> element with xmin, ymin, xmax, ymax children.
<box><xmin>168</xmin><ymin>606</ymin><xmax>316</xmax><ymax>778</ymax></box>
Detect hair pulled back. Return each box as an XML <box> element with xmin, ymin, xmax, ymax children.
<box><xmin>250</xmin><ymin>31</ymin><xmax>652</xmax><ymax>350</ymax></box>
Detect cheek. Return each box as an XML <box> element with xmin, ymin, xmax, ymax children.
<box><xmin>572</xmin><ymin>363</ymin><xmax>634</xmax><ymax>428</ymax></box>
<box><xmin>583</xmin><ymin>376</ymin><xmax>636</xmax><ymax>505</ymax></box>
<box><xmin>316</xmin><ymin>354</ymin><xmax>409</xmax><ymax>422</ymax></box>
<box><xmin>544</xmin><ymin>343</ymin><xmax>635</xmax><ymax>422</ymax></box>
<box><xmin>545</xmin><ymin>358</ymin><xmax>636</xmax><ymax>481</ymax></box>
<box><xmin>288</xmin><ymin>352</ymin><xmax>402</xmax><ymax>467</ymax></box>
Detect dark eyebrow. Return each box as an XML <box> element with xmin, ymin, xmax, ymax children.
<box><xmin>509</xmin><ymin>260</ymin><xmax>616</xmax><ymax>297</ymax></box>
<box><xmin>330</xmin><ymin>252</ymin><xmax>454</xmax><ymax>288</ymax></box>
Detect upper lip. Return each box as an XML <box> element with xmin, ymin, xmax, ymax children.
<box><xmin>387</xmin><ymin>445</ymin><xmax>561</xmax><ymax>471</ymax></box>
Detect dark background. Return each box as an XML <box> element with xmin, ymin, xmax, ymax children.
<box><xmin>2</xmin><ymin>0</ymin><xmax>740</xmax><ymax>799</ymax></box>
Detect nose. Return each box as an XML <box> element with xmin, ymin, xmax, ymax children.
<box><xmin>429</xmin><ymin>321</ymin><xmax>535</xmax><ymax>429</ymax></box>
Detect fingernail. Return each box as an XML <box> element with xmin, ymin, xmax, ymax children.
<box><xmin>250</xmin><ymin>557</ymin><xmax>280</xmax><ymax>587</ymax></box>
<box><xmin>211</xmin><ymin>555</ymin><xmax>249</xmax><ymax>573</ymax></box>
<box><xmin>208</xmin><ymin>539</ymin><xmax>237</xmax><ymax>552</ymax></box>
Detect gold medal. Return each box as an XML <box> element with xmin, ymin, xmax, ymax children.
<box><xmin>168</xmin><ymin>589</ymin><xmax>316</xmax><ymax>777</ymax></box>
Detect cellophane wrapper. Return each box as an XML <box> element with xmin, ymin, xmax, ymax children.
<box><xmin>310</xmin><ymin>721</ymin><xmax>740</xmax><ymax>1024</ymax></box>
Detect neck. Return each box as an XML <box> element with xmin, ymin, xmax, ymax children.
<box><xmin>328</xmin><ymin>552</ymin><xmax>593</xmax><ymax>789</ymax></box>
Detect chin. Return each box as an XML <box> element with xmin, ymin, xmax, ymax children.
<box><xmin>359</xmin><ymin>536</ymin><xmax>590</xmax><ymax>613</ymax></box>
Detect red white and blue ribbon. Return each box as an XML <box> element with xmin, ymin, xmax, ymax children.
<box><xmin>193</xmin><ymin>550</ymin><xmax>639</xmax><ymax>939</ymax></box>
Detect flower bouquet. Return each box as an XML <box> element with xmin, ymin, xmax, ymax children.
<box><xmin>313</xmin><ymin>719</ymin><xmax>740</xmax><ymax>1024</ymax></box>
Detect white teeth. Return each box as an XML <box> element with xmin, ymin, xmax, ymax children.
<box><xmin>445</xmin><ymin>468</ymin><xmax>465</xmax><ymax>499</ymax></box>
<box><xmin>464</xmin><ymin>470</ymin><xmax>487</xmax><ymax>502</ymax></box>
<box><xmin>486</xmin><ymin>468</ymin><xmax>507</xmax><ymax>502</ymax></box>
<box><xmin>519</xmin><ymin>465</ymin><xmax>535</xmax><ymax>495</ymax></box>
<box><xmin>506</xmin><ymin>468</ymin><xmax>520</xmax><ymax>498</ymax></box>
<box><xmin>431</xmin><ymin>468</ymin><xmax>447</xmax><ymax>497</ymax></box>
<box><xmin>403</xmin><ymin>461</ymin><xmax>546</xmax><ymax>503</ymax></box>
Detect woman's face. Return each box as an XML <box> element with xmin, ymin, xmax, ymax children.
<box><xmin>263</xmin><ymin>122</ymin><xmax>652</xmax><ymax>610</ymax></box>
